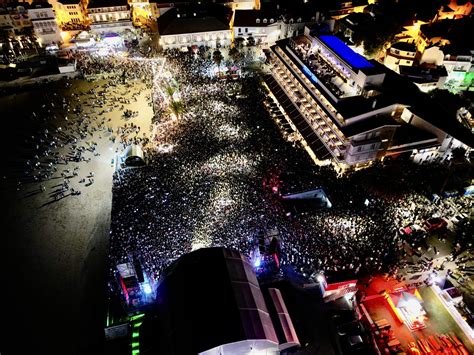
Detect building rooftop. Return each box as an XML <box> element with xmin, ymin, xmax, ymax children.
<box><xmin>233</xmin><ymin>8</ymin><xmax>280</xmax><ymax>27</ymax></box>
<box><xmin>391</xmin><ymin>41</ymin><xmax>417</xmax><ymax>52</ymax></box>
<box><xmin>342</xmin><ymin>12</ymin><xmax>374</xmax><ymax>27</ymax></box>
<box><xmin>319</xmin><ymin>35</ymin><xmax>374</xmax><ymax>70</ymax></box>
<box><xmin>399</xmin><ymin>65</ymin><xmax>448</xmax><ymax>84</ymax></box>
<box><xmin>157</xmin><ymin>5</ymin><xmax>231</xmax><ymax>36</ymax></box>
<box><xmin>29</xmin><ymin>2</ymin><xmax>53</xmax><ymax>9</ymax></box>
<box><xmin>57</xmin><ymin>0</ymin><xmax>82</xmax><ymax>5</ymax></box>
<box><xmin>390</xmin><ymin>123</ymin><xmax>438</xmax><ymax>147</ymax></box>
<box><xmin>88</xmin><ymin>0</ymin><xmax>128</xmax><ymax>9</ymax></box>
<box><xmin>420</xmin><ymin>16</ymin><xmax>474</xmax><ymax>51</ymax></box>
<box><xmin>341</xmin><ymin>114</ymin><xmax>399</xmax><ymax>137</ymax></box>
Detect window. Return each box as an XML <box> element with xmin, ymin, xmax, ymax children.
<box><xmin>238</xmin><ymin>28</ymin><xmax>241</xmax><ymax>33</ymax></box>
<box><xmin>370</xmin><ymin>143</ymin><xmax>376</xmax><ymax>150</ymax></box>
<box><xmin>270</xmin><ymin>18</ymin><xmax>274</xmax><ymax>23</ymax></box>
<box><xmin>357</xmin><ymin>146</ymin><xmax>362</xmax><ymax>152</ymax></box>
<box><xmin>245</xmin><ymin>28</ymin><xmax>248</xmax><ymax>33</ymax></box>
<box><xmin>256</xmin><ymin>18</ymin><xmax>260</xmax><ymax>24</ymax></box>
<box><xmin>263</xmin><ymin>18</ymin><xmax>267</xmax><ymax>24</ymax></box>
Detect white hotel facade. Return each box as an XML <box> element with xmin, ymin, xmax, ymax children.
<box><xmin>265</xmin><ymin>29</ymin><xmax>473</xmax><ymax>171</ymax></box>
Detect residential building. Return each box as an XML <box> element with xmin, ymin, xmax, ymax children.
<box><xmin>28</xmin><ymin>2</ymin><xmax>61</xmax><ymax>45</ymax></box>
<box><xmin>128</xmin><ymin>0</ymin><xmax>154</xmax><ymax>28</ymax></box>
<box><xmin>438</xmin><ymin>0</ymin><xmax>472</xmax><ymax>20</ymax></box>
<box><xmin>442</xmin><ymin>50</ymin><xmax>474</xmax><ymax>91</ymax></box>
<box><xmin>398</xmin><ymin>65</ymin><xmax>448</xmax><ymax>92</ymax></box>
<box><xmin>4</xmin><ymin>4</ymin><xmax>32</xmax><ymax>33</ymax></box>
<box><xmin>52</xmin><ymin>0</ymin><xmax>88</xmax><ymax>28</ymax></box>
<box><xmin>157</xmin><ymin>5</ymin><xmax>232</xmax><ymax>49</ymax></box>
<box><xmin>328</xmin><ymin>0</ymin><xmax>369</xmax><ymax>20</ymax></box>
<box><xmin>227</xmin><ymin>0</ymin><xmax>260</xmax><ymax>10</ymax></box>
<box><xmin>265</xmin><ymin>30</ymin><xmax>473</xmax><ymax>171</ymax></box>
<box><xmin>394</xmin><ymin>19</ymin><xmax>430</xmax><ymax>54</ymax></box>
<box><xmin>233</xmin><ymin>8</ymin><xmax>282</xmax><ymax>46</ymax></box>
<box><xmin>420</xmin><ymin>46</ymin><xmax>445</xmax><ymax>66</ymax></box>
<box><xmin>87</xmin><ymin>0</ymin><xmax>132</xmax><ymax>33</ymax></box>
<box><xmin>384</xmin><ymin>41</ymin><xmax>417</xmax><ymax>73</ymax></box>
<box><xmin>232</xmin><ymin>2</ymin><xmax>320</xmax><ymax>47</ymax></box>
<box><xmin>0</xmin><ymin>9</ymin><xmax>14</xmax><ymax>29</ymax></box>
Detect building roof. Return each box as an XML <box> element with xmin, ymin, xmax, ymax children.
<box><xmin>88</xmin><ymin>0</ymin><xmax>128</xmax><ymax>9</ymax></box>
<box><xmin>29</xmin><ymin>2</ymin><xmax>53</xmax><ymax>9</ymax></box>
<box><xmin>140</xmin><ymin>247</ymin><xmax>279</xmax><ymax>355</ymax></box>
<box><xmin>341</xmin><ymin>114</ymin><xmax>399</xmax><ymax>137</ymax></box>
<box><xmin>319</xmin><ymin>35</ymin><xmax>374</xmax><ymax>70</ymax></box>
<box><xmin>420</xmin><ymin>16</ymin><xmax>474</xmax><ymax>51</ymax></box>
<box><xmin>390</xmin><ymin>123</ymin><xmax>437</xmax><ymax>147</ymax></box>
<box><xmin>408</xmin><ymin>94</ymin><xmax>474</xmax><ymax>148</ymax></box>
<box><xmin>391</xmin><ymin>41</ymin><xmax>416</xmax><ymax>52</ymax></box>
<box><xmin>57</xmin><ymin>0</ymin><xmax>82</xmax><ymax>5</ymax></box>
<box><xmin>157</xmin><ymin>5</ymin><xmax>231</xmax><ymax>36</ymax></box>
<box><xmin>398</xmin><ymin>65</ymin><xmax>448</xmax><ymax>83</ymax></box>
<box><xmin>233</xmin><ymin>8</ymin><xmax>280</xmax><ymax>27</ymax></box>
<box><xmin>341</xmin><ymin>12</ymin><xmax>374</xmax><ymax>29</ymax></box>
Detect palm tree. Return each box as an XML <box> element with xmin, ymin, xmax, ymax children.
<box><xmin>165</xmin><ymin>86</ymin><xmax>175</xmax><ymax>99</ymax></box>
<box><xmin>229</xmin><ymin>47</ymin><xmax>241</xmax><ymax>62</ymax></box>
<box><xmin>169</xmin><ymin>100</ymin><xmax>185</xmax><ymax>120</ymax></box>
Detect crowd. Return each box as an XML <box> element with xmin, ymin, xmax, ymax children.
<box><xmin>11</xmin><ymin>47</ymin><xmax>470</xmax><ymax>301</ymax></box>
<box><xmin>109</xmin><ymin>49</ymin><xmax>472</xmax><ymax>296</ymax></box>
<box><xmin>12</xmin><ymin>54</ymin><xmax>155</xmax><ymax>204</ymax></box>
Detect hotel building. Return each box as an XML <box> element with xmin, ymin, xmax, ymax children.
<box><xmin>87</xmin><ymin>0</ymin><xmax>132</xmax><ymax>33</ymax></box>
<box><xmin>265</xmin><ymin>30</ymin><xmax>472</xmax><ymax>171</ymax></box>
<box><xmin>29</xmin><ymin>2</ymin><xmax>62</xmax><ymax>45</ymax></box>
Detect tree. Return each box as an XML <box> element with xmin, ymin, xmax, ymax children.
<box><xmin>228</xmin><ymin>47</ymin><xmax>241</xmax><ymax>62</ymax></box>
<box><xmin>165</xmin><ymin>86</ymin><xmax>175</xmax><ymax>99</ymax></box>
<box><xmin>212</xmin><ymin>49</ymin><xmax>223</xmax><ymax>69</ymax></box>
<box><xmin>169</xmin><ymin>100</ymin><xmax>185</xmax><ymax>119</ymax></box>
<box><xmin>247</xmin><ymin>35</ymin><xmax>255</xmax><ymax>47</ymax></box>
<box><xmin>234</xmin><ymin>36</ymin><xmax>245</xmax><ymax>49</ymax></box>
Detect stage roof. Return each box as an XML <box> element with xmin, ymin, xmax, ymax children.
<box><xmin>140</xmin><ymin>247</ymin><xmax>279</xmax><ymax>354</ymax></box>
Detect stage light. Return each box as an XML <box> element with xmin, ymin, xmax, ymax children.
<box><xmin>316</xmin><ymin>274</ymin><xmax>325</xmax><ymax>283</ymax></box>
<box><xmin>143</xmin><ymin>284</ymin><xmax>152</xmax><ymax>294</ymax></box>
<box><xmin>254</xmin><ymin>258</ymin><xmax>261</xmax><ymax>268</ymax></box>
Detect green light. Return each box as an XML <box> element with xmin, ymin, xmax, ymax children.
<box><xmin>132</xmin><ymin>342</ymin><xmax>140</xmax><ymax>348</ymax></box>
<box><xmin>130</xmin><ymin>313</ymin><xmax>144</xmax><ymax>321</ymax></box>
<box><xmin>132</xmin><ymin>332</ymin><xmax>139</xmax><ymax>338</ymax></box>
<box><xmin>133</xmin><ymin>322</ymin><xmax>143</xmax><ymax>328</ymax></box>
<box><xmin>132</xmin><ymin>350</ymin><xmax>140</xmax><ymax>355</ymax></box>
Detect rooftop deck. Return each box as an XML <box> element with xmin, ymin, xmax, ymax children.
<box><xmin>289</xmin><ymin>37</ymin><xmax>359</xmax><ymax>99</ymax></box>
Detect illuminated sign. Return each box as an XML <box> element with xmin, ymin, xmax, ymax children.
<box><xmin>302</xmin><ymin>65</ymin><xmax>318</xmax><ymax>84</ymax></box>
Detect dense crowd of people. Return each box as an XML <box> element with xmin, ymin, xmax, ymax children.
<box><xmin>108</xmin><ymin>49</ymin><xmax>473</xmax><ymax>297</ymax></box>
<box><xmin>7</xmin><ymin>47</ymin><xmax>471</xmax><ymax>303</ymax></box>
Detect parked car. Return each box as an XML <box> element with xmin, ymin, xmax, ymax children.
<box><xmin>424</xmin><ymin>217</ymin><xmax>448</xmax><ymax>231</ymax></box>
